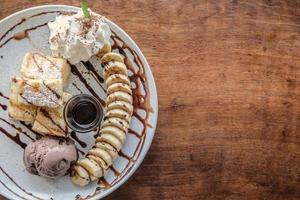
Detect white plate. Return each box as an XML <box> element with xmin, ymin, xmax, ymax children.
<box><xmin>0</xmin><ymin>5</ymin><xmax>157</xmax><ymax>200</ymax></box>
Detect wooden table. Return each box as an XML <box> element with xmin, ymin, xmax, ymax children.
<box><xmin>1</xmin><ymin>0</ymin><xmax>300</xmax><ymax>199</ymax></box>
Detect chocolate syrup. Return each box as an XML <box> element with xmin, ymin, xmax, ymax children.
<box><xmin>0</xmin><ymin>127</ymin><xmax>26</xmax><ymax>149</ymax></box>
<box><xmin>0</xmin><ymin>165</ymin><xmax>44</xmax><ymax>200</ymax></box>
<box><xmin>0</xmin><ymin>11</ymin><xmax>69</xmax><ymax>48</ymax></box>
<box><xmin>72</xmin><ymin>101</ymin><xmax>97</xmax><ymax>125</ymax></box>
<box><xmin>81</xmin><ymin>61</ymin><xmax>104</xmax><ymax>83</ymax></box>
<box><xmin>0</xmin><ymin>104</ymin><xmax>7</xmax><ymax>110</ymax></box>
<box><xmin>72</xmin><ymin>83</ymin><xmax>83</xmax><ymax>94</ymax></box>
<box><xmin>0</xmin><ymin>92</ymin><xmax>9</xmax><ymax>100</ymax></box>
<box><xmin>109</xmin><ymin>166</ymin><xmax>121</xmax><ymax>177</ymax></box>
<box><xmin>70</xmin><ymin>64</ymin><xmax>106</xmax><ymax>107</ymax></box>
<box><xmin>0</xmin><ymin>179</ymin><xmax>27</xmax><ymax>200</ymax></box>
<box><xmin>14</xmin><ymin>31</ymin><xmax>28</xmax><ymax>40</ymax></box>
<box><xmin>81</xmin><ymin>60</ymin><xmax>106</xmax><ymax>93</ymax></box>
<box><xmin>70</xmin><ymin>131</ymin><xmax>87</xmax><ymax>148</ymax></box>
<box><xmin>20</xmin><ymin>122</ymin><xmax>42</xmax><ymax>138</ymax></box>
<box><xmin>0</xmin><ymin>118</ymin><xmax>35</xmax><ymax>141</ymax></box>
<box><xmin>64</xmin><ymin>94</ymin><xmax>103</xmax><ymax>133</ymax></box>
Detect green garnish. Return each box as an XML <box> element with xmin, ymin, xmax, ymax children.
<box><xmin>80</xmin><ymin>0</ymin><xmax>91</xmax><ymax>19</ymax></box>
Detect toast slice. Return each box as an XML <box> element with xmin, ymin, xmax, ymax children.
<box><xmin>8</xmin><ymin>78</ymin><xmax>37</xmax><ymax>122</ymax></box>
<box><xmin>32</xmin><ymin>92</ymin><xmax>72</xmax><ymax>137</ymax></box>
<box><xmin>8</xmin><ymin>101</ymin><xmax>37</xmax><ymax>122</ymax></box>
<box><xmin>20</xmin><ymin>52</ymin><xmax>70</xmax><ymax>85</ymax></box>
<box><xmin>11</xmin><ymin>77</ymin><xmax>63</xmax><ymax>108</ymax></box>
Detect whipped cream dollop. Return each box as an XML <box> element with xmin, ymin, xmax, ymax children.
<box><xmin>48</xmin><ymin>10</ymin><xmax>111</xmax><ymax>64</ymax></box>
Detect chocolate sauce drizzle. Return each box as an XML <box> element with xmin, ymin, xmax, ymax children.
<box><xmin>0</xmin><ymin>126</ymin><xmax>26</xmax><ymax>148</ymax></box>
<box><xmin>0</xmin><ymin>92</ymin><xmax>9</xmax><ymax>100</ymax></box>
<box><xmin>70</xmin><ymin>64</ymin><xmax>106</xmax><ymax>107</ymax></box>
<box><xmin>109</xmin><ymin>166</ymin><xmax>121</xmax><ymax>177</ymax></box>
<box><xmin>81</xmin><ymin>61</ymin><xmax>104</xmax><ymax>83</ymax></box>
<box><xmin>0</xmin><ymin>104</ymin><xmax>7</xmax><ymax>110</ymax></box>
<box><xmin>19</xmin><ymin>122</ymin><xmax>42</xmax><ymax>139</ymax></box>
<box><xmin>0</xmin><ymin>179</ymin><xmax>28</xmax><ymax>200</ymax></box>
<box><xmin>81</xmin><ymin>61</ymin><xmax>106</xmax><ymax>93</ymax></box>
<box><xmin>0</xmin><ymin>10</ymin><xmax>154</xmax><ymax>200</ymax></box>
<box><xmin>0</xmin><ymin>10</ymin><xmax>69</xmax><ymax>48</ymax></box>
<box><xmin>70</xmin><ymin>131</ymin><xmax>87</xmax><ymax>148</ymax></box>
<box><xmin>0</xmin><ymin>165</ymin><xmax>44</xmax><ymax>200</ymax></box>
<box><xmin>0</xmin><ymin>92</ymin><xmax>8</xmax><ymax>110</ymax></box>
<box><xmin>33</xmin><ymin>53</ymin><xmax>61</xmax><ymax>71</ymax></box>
<box><xmin>72</xmin><ymin>83</ymin><xmax>83</xmax><ymax>94</ymax></box>
<box><xmin>0</xmin><ymin>22</ymin><xmax>49</xmax><ymax>48</ymax></box>
<box><xmin>81</xmin><ymin>61</ymin><xmax>106</xmax><ymax>92</ymax></box>
<box><xmin>0</xmin><ymin>117</ymin><xmax>35</xmax><ymax>141</ymax></box>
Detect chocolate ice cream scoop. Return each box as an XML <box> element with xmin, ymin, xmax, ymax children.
<box><xmin>24</xmin><ymin>136</ymin><xmax>77</xmax><ymax>179</ymax></box>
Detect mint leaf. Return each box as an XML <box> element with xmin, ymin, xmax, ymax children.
<box><xmin>81</xmin><ymin>0</ymin><xmax>91</xmax><ymax>19</ymax></box>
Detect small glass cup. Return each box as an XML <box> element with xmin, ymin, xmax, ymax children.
<box><xmin>64</xmin><ymin>94</ymin><xmax>103</xmax><ymax>133</ymax></box>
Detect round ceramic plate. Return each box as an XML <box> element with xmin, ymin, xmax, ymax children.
<box><xmin>0</xmin><ymin>5</ymin><xmax>157</xmax><ymax>200</ymax></box>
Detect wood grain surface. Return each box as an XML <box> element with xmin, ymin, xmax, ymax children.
<box><xmin>1</xmin><ymin>0</ymin><xmax>300</xmax><ymax>199</ymax></box>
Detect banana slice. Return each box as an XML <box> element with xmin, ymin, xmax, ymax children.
<box><xmin>101</xmin><ymin>52</ymin><xmax>124</xmax><ymax>64</ymax></box>
<box><xmin>107</xmin><ymin>83</ymin><xmax>132</xmax><ymax>95</ymax></box>
<box><xmin>89</xmin><ymin>148</ymin><xmax>113</xmax><ymax>166</ymax></box>
<box><xmin>99</xmin><ymin>126</ymin><xmax>126</xmax><ymax>143</ymax></box>
<box><xmin>107</xmin><ymin>101</ymin><xmax>133</xmax><ymax>115</ymax></box>
<box><xmin>105</xmin><ymin>74</ymin><xmax>130</xmax><ymax>88</ymax></box>
<box><xmin>89</xmin><ymin>175</ymin><xmax>98</xmax><ymax>181</ymax></box>
<box><xmin>77</xmin><ymin>158</ymin><xmax>103</xmax><ymax>178</ymax></box>
<box><xmin>102</xmin><ymin>117</ymin><xmax>129</xmax><ymax>133</ymax></box>
<box><xmin>71</xmin><ymin>165</ymin><xmax>90</xmax><ymax>186</ymax></box>
<box><xmin>105</xmin><ymin>108</ymin><xmax>131</xmax><ymax>123</ymax></box>
<box><xmin>96</xmin><ymin>43</ymin><xmax>112</xmax><ymax>58</ymax></box>
<box><xmin>106</xmin><ymin>91</ymin><xmax>133</xmax><ymax>105</ymax></box>
<box><xmin>97</xmin><ymin>133</ymin><xmax>123</xmax><ymax>151</ymax></box>
<box><xmin>87</xmin><ymin>155</ymin><xmax>109</xmax><ymax>170</ymax></box>
<box><xmin>95</xmin><ymin>142</ymin><xmax>118</xmax><ymax>160</ymax></box>
<box><xmin>103</xmin><ymin>61</ymin><xmax>128</xmax><ymax>80</ymax></box>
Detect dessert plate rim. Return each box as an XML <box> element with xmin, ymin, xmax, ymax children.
<box><xmin>0</xmin><ymin>4</ymin><xmax>158</xmax><ymax>200</ymax></box>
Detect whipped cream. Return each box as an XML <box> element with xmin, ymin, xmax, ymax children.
<box><xmin>48</xmin><ymin>10</ymin><xmax>111</xmax><ymax>64</ymax></box>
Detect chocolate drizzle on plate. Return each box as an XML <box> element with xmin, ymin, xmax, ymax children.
<box><xmin>81</xmin><ymin>61</ymin><xmax>106</xmax><ymax>93</ymax></box>
<box><xmin>81</xmin><ymin>61</ymin><xmax>104</xmax><ymax>83</ymax></box>
<box><xmin>70</xmin><ymin>64</ymin><xmax>106</xmax><ymax>107</ymax></box>
<box><xmin>0</xmin><ymin>117</ymin><xmax>35</xmax><ymax>141</ymax></box>
<box><xmin>0</xmin><ymin>104</ymin><xmax>7</xmax><ymax>110</ymax></box>
<box><xmin>109</xmin><ymin>165</ymin><xmax>121</xmax><ymax>177</ymax></box>
<box><xmin>0</xmin><ymin>92</ymin><xmax>9</xmax><ymax>100</ymax></box>
<box><xmin>70</xmin><ymin>131</ymin><xmax>87</xmax><ymax>148</ymax></box>
<box><xmin>19</xmin><ymin>122</ymin><xmax>42</xmax><ymax>139</ymax></box>
<box><xmin>0</xmin><ymin>179</ymin><xmax>28</xmax><ymax>200</ymax></box>
<box><xmin>0</xmin><ymin>11</ymin><xmax>71</xmax><ymax>48</ymax></box>
<box><xmin>72</xmin><ymin>83</ymin><xmax>83</xmax><ymax>94</ymax></box>
<box><xmin>0</xmin><ymin>126</ymin><xmax>27</xmax><ymax>149</ymax></box>
<box><xmin>0</xmin><ymin>165</ymin><xmax>44</xmax><ymax>200</ymax></box>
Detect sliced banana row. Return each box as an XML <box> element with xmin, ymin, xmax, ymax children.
<box><xmin>71</xmin><ymin>52</ymin><xmax>133</xmax><ymax>186</ymax></box>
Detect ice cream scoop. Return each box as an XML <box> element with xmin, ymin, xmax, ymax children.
<box><xmin>48</xmin><ymin>10</ymin><xmax>111</xmax><ymax>64</ymax></box>
<box><xmin>24</xmin><ymin>136</ymin><xmax>77</xmax><ymax>179</ymax></box>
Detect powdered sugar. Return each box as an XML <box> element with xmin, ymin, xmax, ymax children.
<box><xmin>21</xmin><ymin>82</ymin><xmax>62</xmax><ymax>107</ymax></box>
<box><xmin>22</xmin><ymin>53</ymin><xmax>62</xmax><ymax>80</ymax></box>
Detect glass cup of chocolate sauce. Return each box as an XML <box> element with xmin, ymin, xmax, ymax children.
<box><xmin>64</xmin><ymin>94</ymin><xmax>103</xmax><ymax>133</ymax></box>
